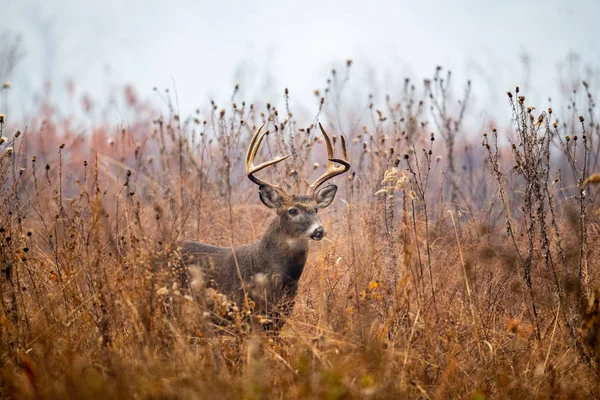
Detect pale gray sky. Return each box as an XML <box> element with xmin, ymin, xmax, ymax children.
<box><xmin>2</xmin><ymin>0</ymin><xmax>599</xmax><ymax>126</ymax></box>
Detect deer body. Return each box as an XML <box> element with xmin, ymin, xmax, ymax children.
<box><xmin>181</xmin><ymin>218</ymin><xmax>310</xmax><ymax>311</ymax></box>
<box><xmin>180</xmin><ymin>124</ymin><xmax>349</xmax><ymax>329</ymax></box>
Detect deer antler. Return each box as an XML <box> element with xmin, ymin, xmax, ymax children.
<box><xmin>306</xmin><ymin>123</ymin><xmax>351</xmax><ymax>196</ymax></box>
<box><xmin>245</xmin><ymin>123</ymin><xmax>291</xmax><ymax>187</ymax></box>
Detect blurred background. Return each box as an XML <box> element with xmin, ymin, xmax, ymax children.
<box><xmin>2</xmin><ymin>0</ymin><xmax>599</xmax><ymax>128</ymax></box>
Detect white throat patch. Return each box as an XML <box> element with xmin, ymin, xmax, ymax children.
<box><xmin>286</xmin><ymin>238</ymin><xmax>299</xmax><ymax>247</ymax></box>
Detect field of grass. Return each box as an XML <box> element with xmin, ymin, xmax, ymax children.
<box><xmin>1</xmin><ymin>64</ymin><xmax>600</xmax><ymax>399</ymax></box>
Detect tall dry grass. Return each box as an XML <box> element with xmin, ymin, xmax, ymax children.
<box><xmin>1</xmin><ymin>64</ymin><xmax>600</xmax><ymax>399</ymax></box>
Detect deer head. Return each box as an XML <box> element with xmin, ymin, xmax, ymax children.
<box><xmin>245</xmin><ymin>123</ymin><xmax>350</xmax><ymax>242</ymax></box>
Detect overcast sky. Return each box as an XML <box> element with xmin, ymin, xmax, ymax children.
<box><xmin>2</xmin><ymin>0</ymin><xmax>599</xmax><ymax>126</ymax></box>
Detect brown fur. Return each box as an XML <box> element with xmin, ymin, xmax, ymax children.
<box><xmin>180</xmin><ymin>184</ymin><xmax>338</xmax><ymax>329</ymax></box>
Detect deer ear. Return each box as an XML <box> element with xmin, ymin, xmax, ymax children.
<box><xmin>259</xmin><ymin>185</ymin><xmax>283</xmax><ymax>209</ymax></box>
<box><xmin>314</xmin><ymin>185</ymin><xmax>337</xmax><ymax>209</ymax></box>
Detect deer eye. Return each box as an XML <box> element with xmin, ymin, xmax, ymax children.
<box><xmin>288</xmin><ymin>208</ymin><xmax>299</xmax><ymax>216</ymax></box>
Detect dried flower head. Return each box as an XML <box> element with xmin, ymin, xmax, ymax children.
<box><xmin>535</xmin><ymin>114</ymin><xmax>544</xmax><ymax>126</ymax></box>
<box><xmin>381</xmin><ymin>168</ymin><xmax>398</xmax><ymax>185</ymax></box>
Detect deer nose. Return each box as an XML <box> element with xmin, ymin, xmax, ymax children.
<box><xmin>310</xmin><ymin>226</ymin><xmax>324</xmax><ymax>240</ymax></box>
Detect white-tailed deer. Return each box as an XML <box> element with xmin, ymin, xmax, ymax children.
<box><xmin>180</xmin><ymin>123</ymin><xmax>350</xmax><ymax>330</ymax></box>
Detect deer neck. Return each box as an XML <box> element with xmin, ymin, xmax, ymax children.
<box><xmin>259</xmin><ymin>216</ymin><xmax>309</xmax><ymax>281</ymax></box>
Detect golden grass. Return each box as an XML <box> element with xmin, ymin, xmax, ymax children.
<box><xmin>1</xmin><ymin>73</ymin><xmax>600</xmax><ymax>399</ymax></box>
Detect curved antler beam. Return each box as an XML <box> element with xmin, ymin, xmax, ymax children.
<box><xmin>306</xmin><ymin>123</ymin><xmax>351</xmax><ymax>196</ymax></box>
<box><xmin>245</xmin><ymin>123</ymin><xmax>291</xmax><ymax>187</ymax></box>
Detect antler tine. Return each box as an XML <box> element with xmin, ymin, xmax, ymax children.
<box><xmin>245</xmin><ymin>123</ymin><xmax>291</xmax><ymax>187</ymax></box>
<box><xmin>329</xmin><ymin>134</ymin><xmax>350</xmax><ymax>169</ymax></box>
<box><xmin>307</xmin><ymin>123</ymin><xmax>351</xmax><ymax>195</ymax></box>
<box><xmin>245</xmin><ymin>123</ymin><xmax>264</xmax><ymax>166</ymax></box>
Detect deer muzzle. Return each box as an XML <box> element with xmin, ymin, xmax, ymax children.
<box><xmin>310</xmin><ymin>226</ymin><xmax>325</xmax><ymax>241</ymax></box>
